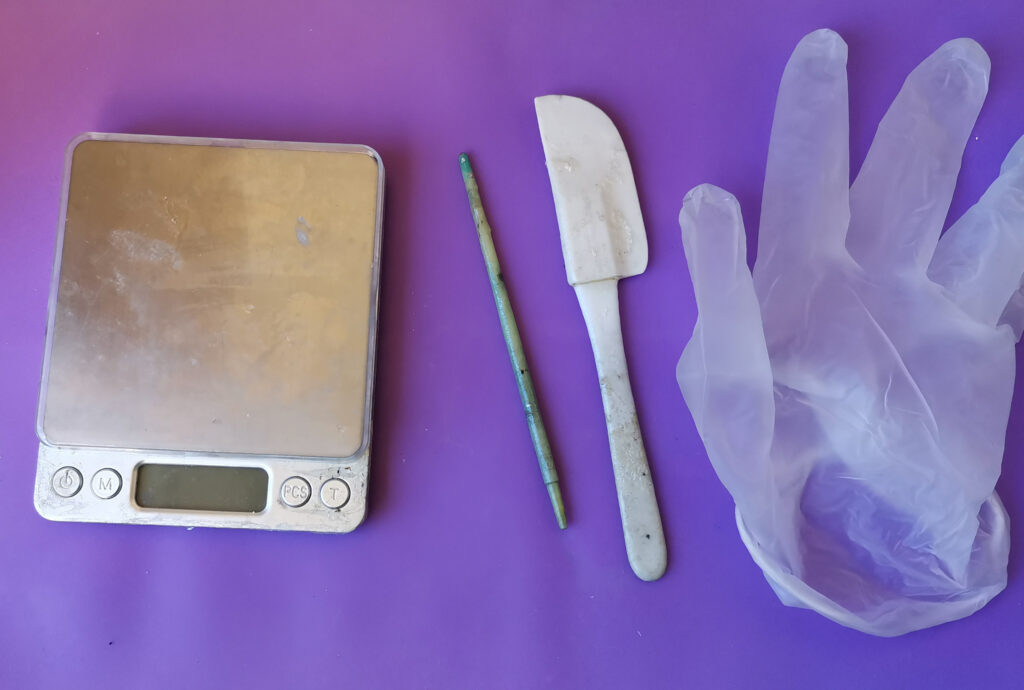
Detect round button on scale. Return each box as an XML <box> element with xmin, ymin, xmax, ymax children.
<box><xmin>320</xmin><ymin>478</ymin><xmax>351</xmax><ymax>510</ymax></box>
<box><xmin>52</xmin><ymin>466</ymin><xmax>83</xmax><ymax>498</ymax></box>
<box><xmin>91</xmin><ymin>468</ymin><xmax>122</xmax><ymax>499</ymax></box>
<box><xmin>281</xmin><ymin>476</ymin><xmax>311</xmax><ymax>507</ymax></box>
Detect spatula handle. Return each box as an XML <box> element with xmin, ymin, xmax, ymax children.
<box><xmin>574</xmin><ymin>279</ymin><xmax>667</xmax><ymax>581</ymax></box>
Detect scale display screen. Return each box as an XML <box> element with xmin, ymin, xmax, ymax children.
<box><xmin>135</xmin><ymin>464</ymin><xmax>269</xmax><ymax>513</ymax></box>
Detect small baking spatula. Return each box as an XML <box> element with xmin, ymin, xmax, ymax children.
<box><xmin>535</xmin><ymin>95</ymin><xmax>667</xmax><ymax>581</ymax></box>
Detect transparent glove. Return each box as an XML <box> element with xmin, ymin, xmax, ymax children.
<box><xmin>677</xmin><ymin>29</ymin><xmax>1024</xmax><ymax>636</ymax></box>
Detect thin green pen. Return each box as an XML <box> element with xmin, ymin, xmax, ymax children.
<box><xmin>459</xmin><ymin>152</ymin><xmax>567</xmax><ymax>529</ymax></box>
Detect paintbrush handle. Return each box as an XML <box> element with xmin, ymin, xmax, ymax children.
<box><xmin>459</xmin><ymin>153</ymin><xmax>567</xmax><ymax>529</ymax></box>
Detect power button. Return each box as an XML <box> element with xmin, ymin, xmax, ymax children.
<box><xmin>52</xmin><ymin>466</ymin><xmax>83</xmax><ymax>498</ymax></box>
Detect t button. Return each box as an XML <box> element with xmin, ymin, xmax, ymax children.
<box><xmin>320</xmin><ymin>478</ymin><xmax>351</xmax><ymax>509</ymax></box>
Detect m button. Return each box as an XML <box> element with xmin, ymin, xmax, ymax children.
<box><xmin>91</xmin><ymin>469</ymin><xmax>122</xmax><ymax>499</ymax></box>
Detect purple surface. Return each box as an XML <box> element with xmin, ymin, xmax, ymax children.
<box><xmin>2</xmin><ymin>0</ymin><xmax>1024</xmax><ymax>687</ymax></box>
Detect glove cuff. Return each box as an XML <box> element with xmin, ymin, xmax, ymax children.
<box><xmin>734</xmin><ymin>493</ymin><xmax>1009</xmax><ymax>636</ymax></box>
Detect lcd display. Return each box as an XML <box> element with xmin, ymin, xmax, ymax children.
<box><xmin>135</xmin><ymin>464</ymin><xmax>269</xmax><ymax>513</ymax></box>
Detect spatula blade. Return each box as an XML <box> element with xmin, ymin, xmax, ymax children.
<box><xmin>535</xmin><ymin>95</ymin><xmax>648</xmax><ymax>286</ymax></box>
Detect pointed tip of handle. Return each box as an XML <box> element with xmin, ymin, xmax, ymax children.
<box><xmin>547</xmin><ymin>481</ymin><xmax>567</xmax><ymax>529</ymax></box>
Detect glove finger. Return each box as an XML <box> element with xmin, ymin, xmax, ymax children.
<box><xmin>998</xmin><ymin>287</ymin><xmax>1024</xmax><ymax>341</ymax></box>
<box><xmin>678</xmin><ymin>184</ymin><xmax>775</xmax><ymax>510</ymax></box>
<box><xmin>753</xmin><ymin>28</ymin><xmax>850</xmax><ymax>292</ymax></box>
<box><xmin>848</xmin><ymin>38</ymin><xmax>990</xmax><ymax>273</ymax></box>
<box><xmin>928</xmin><ymin>135</ymin><xmax>1024</xmax><ymax>332</ymax></box>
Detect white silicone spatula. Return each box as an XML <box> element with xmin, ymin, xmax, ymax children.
<box><xmin>536</xmin><ymin>95</ymin><xmax>667</xmax><ymax>581</ymax></box>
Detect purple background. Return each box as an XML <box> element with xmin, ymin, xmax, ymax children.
<box><xmin>3</xmin><ymin>1</ymin><xmax>1024</xmax><ymax>687</ymax></box>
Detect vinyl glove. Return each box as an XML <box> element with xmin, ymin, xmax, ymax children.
<box><xmin>678</xmin><ymin>29</ymin><xmax>1024</xmax><ymax>636</ymax></box>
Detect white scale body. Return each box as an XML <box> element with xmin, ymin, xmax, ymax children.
<box><xmin>34</xmin><ymin>133</ymin><xmax>384</xmax><ymax>533</ymax></box>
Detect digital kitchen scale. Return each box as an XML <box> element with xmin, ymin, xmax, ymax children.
<box><xmin>33</xmin><ymin>133</ymin><xmax>384</xmax><ymax>532</ymax></box>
